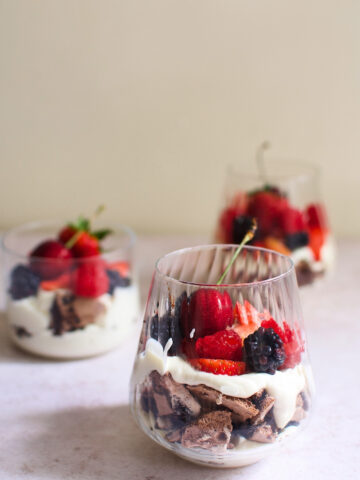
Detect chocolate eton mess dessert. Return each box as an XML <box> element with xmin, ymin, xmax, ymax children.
<box><xmin>215</xmin><ymin>184</ymin><xmax>335</xmax><ymax>286</ymax></box>
<box><xmin>131</xmin><ymin>232</ymin><xmax>313</xmax><ymax>467</ymax></box>
<box><xmin>4</xmin><ymin>210</ymin><xmax>139</xmax><ymax>358</ymax></box>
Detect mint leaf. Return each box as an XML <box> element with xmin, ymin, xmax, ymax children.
<box><xmin>92</xmin><ymin>229</ymin><xmax>113</xmax><ymax>240</ymax></box>
<box><xmin>72</xmin><ymin>216</ymin><xmax>90</xmax><ymax>232</ymax></box>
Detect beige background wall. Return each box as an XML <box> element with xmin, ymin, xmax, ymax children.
<box><xmin>0</xmin><ymin>0</ymin><xmax>359</xmax><ymax>236</ymax></box>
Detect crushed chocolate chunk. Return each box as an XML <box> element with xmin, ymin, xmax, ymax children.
<box><xmin>49</xmin><ymin>292</ymin><xmax>105</xmax><ymax>335</ymax></box>
<box><xmin>73</xmin><ymin>297</ymin><xmax>105</xmax><ymax>325</ymax></box>
<box><xmin>150</xmin><ymin>372</ymin><xmax>201</xmax><ymax>419</ymax></box>
<box><xmin>187</xmin><ymin>384</ymin><xmax>258</xmax><ymax>423</ymax></box>
<box><xmin>13</xmin><ymin>326</ymin><xmax>31</xmax><ymax>338</ymax></box>
<box><xmin>290</xmin><ymin>393</ymin><xmax>307</xmax><ymax>423</ymax></box>
<box><xmin>250</xmin><ymin>389</ymin><xmax>275</xmax><ymax>425</ymax></box>
<box><xmin>181</xmin><ymin>411</ymin><xmax>232</xmax><ymax>451</ymax></box>
<box><xmin>166</xmin><ymin>428</ymin><xmax>183</xmax><ymax>443</ymax></box>
<box><xmin>296</xmin><ymin>261</ymin><xmax>317</xmax><ymax>287</ymax></box>
<box><xmin>246</xmin><ymin>423</ymin><xmax>277</xmax><ymax>443</ymax></box>
<box><xmin>153</xmin><ymin>392</ymin><xmax>173</xmax><ymax>417</ymax></box>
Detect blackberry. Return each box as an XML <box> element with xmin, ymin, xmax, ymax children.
<box><xmin>149</xmin><ymin>310</ymin><xmax>182</xmax><ymax>356</ymax></box>
<box><xmin>244</xmin><ymin>327</ymin><xmax>285</xmax><ymax>374</ymax></box>
<box><xmin>8</xmin><ymin>265</ymin><xmax>40</xmax><ymax>300</ymax></box>
<box><xmin>106</xmin><ymin>269</ymin><xmax>131</xmax><ymax>294</ymax></box>
<box><xmin>284</xmin><ymin>231</ymin><xmax>309</xmax><ymax>251</ymax></box>
<box><xmin>232</xmin><ymin>215</ymin><xmax>256</xmax><ymax>244</ymax></box>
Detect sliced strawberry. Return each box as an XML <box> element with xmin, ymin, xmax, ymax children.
<box><xmin>107</xmin><ymin>261</ymin><xmax>130</xmax><ymax>278</ymax></box>
<box><xmin>308</xmin><ymin>227</ymin><xmax>326</xmax><ymax>261</ymax></box>
<box><xmin>40</xmin><ymin>272</ymin><xmax>72</xmax><ymax>291</ymax></box>
<box><xmin>232</xmin><ymin>300</ymin><xmax>261</xmax><ymax>339</ymax></box>
<box><xmin>73</xmin><ymin>260</ymin><xmax>109</xmax><ymax>297</ymax></box>
<box><xmin>189</xmin><ymin>358</ymin><xmax>246</xmax><ymax>376</ymax></box>
<box><xmin>195</xmin><ymin>329</ymin><xmax>242</xmax><ymax>361</ymax></box>
<box><xmin>306</xmin><ymin>203</ymin><xmax>328</xmax><ymax>230</ymax></box>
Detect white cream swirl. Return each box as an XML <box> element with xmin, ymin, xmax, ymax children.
<box><xmin>132</xmin><ymin>338</ymin><xmax>308</xmax><ymax>429</ymax></box>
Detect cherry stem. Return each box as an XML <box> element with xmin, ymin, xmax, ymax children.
<box><xmin>216</xmin><ymin>219</ymin><xmax>258</xmax><ymax>285</ymax></box>
<box><xmin>65</xmin><ymin>204</ymin><xmax>105</xmax><ymax>249</ymax></box>
<box><xmin>256</xmin><ymin>141</ymin><xmax>271</xmax><ymax>184</ymax></box>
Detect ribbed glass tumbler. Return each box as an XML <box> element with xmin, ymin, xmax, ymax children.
<box><xmin>130</xmin><ymin>245</ymin><xmax>314</xmax><ymax>467</ymax></box>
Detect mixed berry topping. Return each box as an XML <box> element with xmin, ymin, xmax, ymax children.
<box><xmin>151</xmin><ymin>288</ymin><xmax>305</xmax><ymax>377</ymax></box>
<box><xmin>8</xmin><ymin>210</ymin><xmax>131</xmax><ymax>301</ymax></box>
<box><xmin>217</xmin><ymin>185</ymin><xmax>329</xmax><ymax>261</ymax></box>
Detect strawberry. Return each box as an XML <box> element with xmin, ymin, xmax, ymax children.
<box><xmin>306</xmin><ymin>203</ymin><xmax>328</xmax><ymax>230</ymax></box>
<box><xmin>73</xmin><ymin>260</ymin><xmax>109</xmax><ymax>297</ymax></box>
<box><xmin>308</xmin><ymin>227</ymin><xmax>326</xmax><ymax>261</ymax></box>
<box><xmin>71</xmin><ymin>232</ymin><xmax>100</xmax><ymax>258</ymax></box>
<box><xmin>219</xmin><ymin>206</ymin><xmax>238</xmax><ymax>243</ymax></box>
<box><xmin>247</xmin><ymin>192</ymin><xmax>287</xmax><ymax>236</ymax></box>
<box><xmin>278</xmin><ymin>207</ymin><xmax>306</xmax><ymax>235</ymax></box>
<box><xmin>30</xmin><ymin>240</ymin><xmax>73</xmax><ymax>280</ymax></box>
<box><xmin>107</xmin><ymin>261</ymin><xmax>130</xmax><ymax>278</ymax></box>
<box><xmin>58</xmin><ymin>226</ymin><xmax>76</xmax><ymax>244</ymax></box>
<box><xmin>182</xmin><ymin>289</ymin><xmax>233</xmax><ymax>339</ymax></box>
<box><xmin>232</xmin><ymin>300</ymin><xmax>262</xmax><ymax>339</ymax></box>
<box><xmin>261</xmin><ymin>319</ymin><xmax>304</xmax><ymax>369</ymax></box>
<box><xmin>195</xmin><ymin>329</ymin><xmax>243</xmax><ymax>361</ymax></box>
<box><xmin>40</xmin><ymin>272</ymin><xmax>72</xmax><ymax>291</ymax></box>
<box><xmin>189</xmin><ymin>358</ymin><xmax>246</xmax><ymax>376</ymax></box>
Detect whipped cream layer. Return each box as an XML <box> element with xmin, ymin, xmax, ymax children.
<box><xmin>7</xmin><ymin>285</ymin><xmax>140</xmax><ymax>359</ymax></box>
<box><xmin>133</xmin><ymin>338</ymin><xmax>308</xmax><ymax>429</ymax></box>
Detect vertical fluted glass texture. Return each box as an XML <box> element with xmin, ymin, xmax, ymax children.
<box><xmin>130</xmin><ymin>245</ymin><xmax>314</xmax><ymax>467</ymax></box>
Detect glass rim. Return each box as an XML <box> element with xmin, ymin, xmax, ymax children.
<box><xmin>155</xmin><ymin>244</ymin><xmax>295</xmax><ymax>288</ymax></box>
<box><xmin>1</xmin><ymin>219</ymin><xmax>137</xmax><ymax>262</ymax></box>
<box><xmin>228</xmin><ymin>158</ymin><xmax>320</xmax><ymax>183</ymax></box>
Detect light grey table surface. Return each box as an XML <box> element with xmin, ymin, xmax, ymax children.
<box><xmin>0</xmin><ymin>236</ymin><xmax>359</xmax><ymax>480</ymax></box>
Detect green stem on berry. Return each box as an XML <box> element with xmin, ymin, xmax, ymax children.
<box><xmin>216</xmin><ymin>219</ymin><xmax>258</xmax><ymax>285</ymax></box>
<box><xmin>256</xmin><ymin>141</ymin><xmax>271</xmax><ymax>185</ymax></box>
<box><xmin>65</xmin><ymin>205</ymin><xmax>106</xmax><ymax>249</ymax></box>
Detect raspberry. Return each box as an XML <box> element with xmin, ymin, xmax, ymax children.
<box><xmin>278</xmin><ymin>207</ymin><xmax>306</xmax><ymax>235</ymax></box>
<box><xmin>195</xmin><ymin>329</ymin><xmax>242</xmax><ymax>361</ymax></box>
<box><xmin>189</xmin><ymin>358</ymin><xmax>246</xmax><ymax>376</ymax></box>
<box><xmin>244</xmin><ymin>327</ymin><xmax>285</xmax><ymax>374</ymax></box>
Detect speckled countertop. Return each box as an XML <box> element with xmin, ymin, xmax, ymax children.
<box><xmin>0</xmin><ymin>236</ymin><xmax>359</xmax><ymax>480</ymax></box>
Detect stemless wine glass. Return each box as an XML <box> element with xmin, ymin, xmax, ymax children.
<box><xmin>1</xmin><ymin>221</ymin><xmax>140</xmax><ymax>359</ymax></box>
<box><xmin>130</xmin><ymin>245</ymin><xmax>314</xmax><ymax>468</ymax></box>
<box><xmin>215</xmin><ymin>160</ymin><xmax>335</xmax><ymax>286</ymax></box>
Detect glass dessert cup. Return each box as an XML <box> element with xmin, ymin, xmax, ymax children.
<box><xmin>215</xmin><ymin>161</ymin><xmax>336</xmax><ymax>286</ymax></box>
<box><xmin>2</xmin><ymin>221</ymin><xmax>140</xmax><ymax>359</ymax></box>
<box><xmin>130</xmin><ymin>245</ymin><xmax>314</xmax><ymax>468</ymax></box>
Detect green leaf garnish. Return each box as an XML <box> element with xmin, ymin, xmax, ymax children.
<box><xmin>92</xmin><ymin>229</ymin><xmax>113</xmax><ymax>240</ymax></box>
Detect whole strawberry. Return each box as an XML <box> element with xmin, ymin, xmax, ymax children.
<box><xmin>182</xmin><ymin>288</ymin><xmax>233</xmax><ymax>339</ymax></box>
<box><xmin>73</xmin><ymin>260</ymin><xmax>109</xmax><ymax>297</ymax></box>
